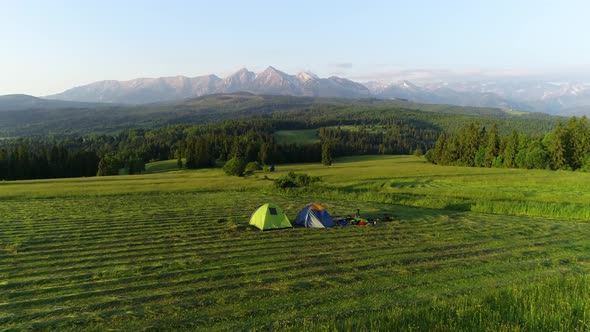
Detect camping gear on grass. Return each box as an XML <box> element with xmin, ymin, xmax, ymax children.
<box><xmin>294</xmin><ymin>203</ymin><xmax>336</xmax><ymax>228</ymax></box>
<box><xmin>354</xmin><ymin>217</ymin><xmax>369</xmax><ymax>225</ymax></box>
<box><xmin>249</xmin><ymin>203</ymin><xmax>292</xmax><ymax>231</ymax></box>
<box><xmin>333</xmin><ymin>216</ymin><xmax>349</xmax><ymax>226</ymax></box>
<box><xmin>345</xmin><ymin>216</ymin><xmax>358</xmax><ymax>225</ymax></box>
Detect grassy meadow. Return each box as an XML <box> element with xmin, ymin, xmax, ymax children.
<box><xmin>273</xmin><ymin>129</ymin><xmax>320</xmax><ymax>145</ymax></box>
<box><xmin>1</xmin><ymin>156</ymin><xmax>589</xmax><ymax>330</ymax></box>
<box><xmin>145</xmin><ymin>159</ymin><xmax>186</xmax><ymax>174</ymax></box>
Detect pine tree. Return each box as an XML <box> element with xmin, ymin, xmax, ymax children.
<box><xmin>565</xmin><ymin>117</ymin><xmax>577</xmax><ymax>168</ymax></box>
<box><xmin>16</xmin><ymin>144</ymin><xmax>29</xmax><ymax>179</ymax></box>
<box><xmin>230</xmin><ymin>137</ymin><xmax>243</xmax><ymax>159</ymax></box>
<box><xmin>128</xmin><ymin>156</ymin><xmax>136</xmax><ymax>175</ymax></box>
<box><xmin>484</xmin><ymin>124</ymin><xmax>500</xmax><ymax>167</ymax></box>
<box><xmin>523</xmin><ymin>140</ymin><xmax>550</xmax><ymax>169</ymax></box>
<box><xmin>549</xmin><ymin>122</ymin><xmax>568</xmax><ymax>170</ymax></box>
<box><xmin>442</xmin><ymin>136</ymin><xmax>460</xmax><ymax>165</ymax></box>
<box><xmin>321</xmin><ymin>141</ymin><xmax>333</xmax><ymax>166</ymax></box>
<box><xmin>258</xmin><ymin>142</ymin><xmax>269</xmax><ymax>165</ymax></box>
<box><xmin>185</xmin><ymin>139</ymin><xmax>197</xmax><ymax>169</ymax></box>
<box><xmin>458</xmin><ymin>122</ymin><xmax>481</xmax><ymax>166</ymax></box>
<box><xmin>503</xmin><ymin>130</ymin><xmax>519</xmax><ymax>168</ymax></box>
<box><xmin>432</xmin><ymin>132</ymin><xmax>447</xmax><ymax>164</ymax></box>
<box><xmin>568</xmin><ymin>116</ymin><xmax>590</xmax><ymax>170</ymax></box>
<box><xmin>194</xmin><ymin>138</ymin><xmax>212</xmax><ymax>168</ymax></box>
<box><xmin>0</xmin><ymin>149</ymin><xmax>8</xmax><ymax>180</ymax></box>
<box><xmin>579</xmin><ymin>116</ymin><xmax>590</xmax><ymax>165</ymax></box>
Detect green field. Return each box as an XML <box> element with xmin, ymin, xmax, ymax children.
<box><xmin>1</xmin><ymin>156</ymin><xmax>589</xmax><ymax>330</ymax></box>
<box><xmin>273</xmin><ymin>129</ymin><xmax>320</xmax><ymax>145</ymax></box>
<box><xmin>325</xmin><ymin>125</ymin><xmax>389</xmax><ymax>133</ymax></box>
<box><xmin>144</xmin><ymin>159</ymin><xmax>185</xmax><ymax>174</ymax></box>
<box><xmin>503</xmin><ymin>108</ymin><xmax>530</xmax><ymax>116</ymax></box>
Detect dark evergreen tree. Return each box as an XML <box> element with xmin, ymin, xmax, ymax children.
<box><xmin>321</xmin><ymin>141</ymin><xmax>333</xmax><ymax>166</ymax></box>
<box><xmin>567</xmin><ymin>116</ymin><xmax>590</xmax><ymax>170</ymax></box>
<box><xmin>432</xmin><ymin>132</ymin><xmax>447</xmax><ymax>164</ymax></box>
<box><xmin>127</xmin><ymin>156</ymin><xmax>145</xmax><ymax>175</ymax></box>
<box><xmin>503</xmin><ymin>130</ymin><xmax>519</xmax><ymax>168</ymax></box>
<box><xmin>185</xmin><ymin>138</ymin><xmax>197</xmax><ymax>169</ymax></box>
<box><xmin>484</xmin><ymin>124</ymin><xmax>500</xmax><ymax>167</ymax></box>
<box><xmin>549</xmin><ymin>122</ymin><xmax>568</xmax><ymax>170</ymax></box>
<box><xmin>458</xmin><ymin>122</ymin><xmax>481</xmax><ymax>166</ymax></box>
<box><xmin>194</xmin><ymin>137</ymin><xmax>213</xmax><ymax>168</ymax></box>
<box><xmin>259</xmin><ymin>142</ymin><xmax>269</xmax><ymax>165</ymax></box>
<box><xmin>523</xmin><ymin>140</ymin><xmax>550</xmax><ymax>169</ymax></box>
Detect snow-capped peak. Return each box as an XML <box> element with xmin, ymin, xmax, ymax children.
<box><xmin>297</xmin><ymin>71</ymin><xmax>319</xmax><ymax>82</ymax></box>
<box><xmin>397</xmin><ymin>80</ymin><xmax>418</xmax><ymax>90</ymax></box>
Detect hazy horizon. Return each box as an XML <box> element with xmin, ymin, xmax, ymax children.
<box><xmin>2</xmin><ymin>0</ymin><xmax>590</xmax><ymax>96</ymax></box>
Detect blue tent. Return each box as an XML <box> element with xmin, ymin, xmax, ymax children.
<box><xmin>294</xmin><ymin>203</ymin><xmax>335</xmax><ymax>228</ymax></box>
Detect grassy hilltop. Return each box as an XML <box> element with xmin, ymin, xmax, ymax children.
<box><xmin>1</xmin><ymin>156</ymin><xmax>589</xmax><ymax>330</ymax></box>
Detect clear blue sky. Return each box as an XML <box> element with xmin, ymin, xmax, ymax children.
<box><xmin>1</xmin><ymin>0</ymin><xmax>589</xmax><ymax>95</ymax></box>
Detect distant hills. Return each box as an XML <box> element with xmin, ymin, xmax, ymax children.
<box><xmin>0</xmin><ymin>93</ymin><xmax>558</xmax><ymax>138</ymax></box>
<box><xmin>0</xmin><ymin>94</ymin><xmax>111</xmax><ymax>112</ymax></box>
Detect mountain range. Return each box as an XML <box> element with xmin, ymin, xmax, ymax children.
<box><xmin>46</xmin><ymin>66</ymin><xmax>370</xmax><ymax>104</ymax></box>
<box><xmin>1</xmin><ymin>66</ymin><xmax>589</xmax><ymax>116</ymax></box>
<box><xmin>368</xmin><ymin>79</ymin><xmax>590</xmax><ymax>116</ymax></box>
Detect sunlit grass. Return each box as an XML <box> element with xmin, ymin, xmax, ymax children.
<box><xmin>1</xmin><ymin>155</ymin><xmax>589</xmax><ymax>330</ymax></box>
<box><xmin>271</xmin><ymin>155</ymin><xmax>590</xmax><ymax>220</ymax></box>
<box><xmin>144</xmin><ymin>158</ymin><xmax>185</xmax><ymax>174</ymax></box>
<box><xmin>290</xmin><ymin>275</ymin><xmax>590</xmax><ymax>331</ymax></box>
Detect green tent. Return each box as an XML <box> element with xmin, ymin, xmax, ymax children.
<box><xmin>249</xmin><ymin>203</ymin><xmax>292</xmax><ymax>230</ymax></box>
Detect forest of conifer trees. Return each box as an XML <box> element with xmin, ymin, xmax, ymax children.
<box><xmin>0</xmin><ymin>118</ymin><xmax>437</xmax><ymax>180</ymax></box>
<box><xmin>1</xmin><ymin>115</ymin><xmax>587</xmax><ymax>181</ymax></box>
<box><xmin>425</xmin><ymin>116</ymin><xmax>590</xmax><ymax>171</ymax></box>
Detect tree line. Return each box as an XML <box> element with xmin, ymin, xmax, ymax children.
<box><xmin>0</xmin><ymin>144</ymin><xmax>98</xmax><ymax>180</ymax></box>
<box><xmin>319</xmin><ymin>123</ymin><xmax>437</xmax><ymax>157</ymax></box>
<box><xmin>0</xmin><ymin>117</ymin><xmax>440</xmax><ymax>180</ymax></box>
<box><xmin>1</xmin><ymin>114</ymin><xmax>580</xmax><ymax>181</ymax></box>
<box><xmin>426</xmin><ymin>116</ymin><xmax>590</xmax><ymax>171</ymax></box>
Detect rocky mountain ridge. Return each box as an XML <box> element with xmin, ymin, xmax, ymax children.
<box><xmin>32</xmin><ymin>66</ymin><xmax>590</xmax><ymax>116</ymax></box>
<box><xmin>46</xmin><ymin>66</ymin><xmax>370</xmax><ymax>104</ymax></box>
